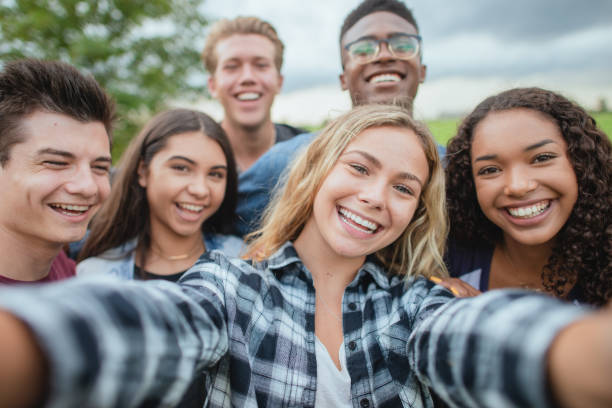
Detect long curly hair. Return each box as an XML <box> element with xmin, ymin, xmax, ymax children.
<box><xmin>446</xmin><ymin>87</ymin><xmax>611</xmax><ymax>306</ymax></box>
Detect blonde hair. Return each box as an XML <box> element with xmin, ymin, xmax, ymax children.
<box><xmin>201</xmin><ymin>16</ymin><xmax>284</xmax><ymax>73</ymax></box>
<box><xmin>246</xmin><ymin>104</ymin><xmax>448</xmax><ymax>278</ymax></box>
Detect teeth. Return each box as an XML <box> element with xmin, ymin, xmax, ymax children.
<box><xmin>178</xmin><ymin>203</ymin><xmax>204</xmax><ymax>212</ymax></box>
<box><xmin>338</xmin><ymin>207</ymin><xmax>378</xmax><ymax>233</ymax></box>
<box><xmin>369</xmin><ymin>73</ymin><xmax>400</xmax><ymax>84</ymax></box>
<box><xmin>237</xmin><ymin>92</ymin><xmax>260</xmax><ymax>101</ymax></box>
<box><xmin>507</xmin><ymin>200</ymin><xmax>550</xmax><ymax>219</ymax></box>
<box><xmin>51</xmin><ymin>204</ymin><xmax>89</xmax><ymax>212</ymax></box>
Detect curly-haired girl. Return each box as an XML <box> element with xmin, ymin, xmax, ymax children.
<box><xmin>445</xmin><ymin>87</ymin><xmax>611</xmax><ymax>306</ymax></box>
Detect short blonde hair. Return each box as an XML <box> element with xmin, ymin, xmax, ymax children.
<box><xmin>246</xmin><ymin>104</ymin><xmax>448</xmax><ymax>279</ymax></box>
<box><xmin>201</xmin><ymin>16</ymin><xmax>284</xmax><ymax>73</ymax></box>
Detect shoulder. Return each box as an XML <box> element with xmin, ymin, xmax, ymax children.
<box><xmin>77</xmin><ymin>240</ymin><xmax>137</xmax><ymax>280</ymax></box>
<box><xmin>205</xmin><ymin>233</ymin><xmax>244</xmax><ymax>258</ymax></box>
<box><xmin>274</xmin><ymin>123</ymin><xmax>306</xmax><ymax>142</ymax></box>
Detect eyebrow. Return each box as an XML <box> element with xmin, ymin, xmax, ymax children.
<box><xmin>37</xmin><ymin>148</ymin><xmax>111</xmax><ymax>163</ymax></box>
<box><xmin>348</xmin><ymin>32</ymin><xmax>412</xmax><ymax>44</ymax></box>
<box><xmin>474</xmin><ymin>139</ymin><xmax>556</xmax><ymax>162</ymax></box>
<box><xmin>168</xmin><ymin>156</ymin><xmax>228</xmax><ymax>170</ymax></box>
<box><xmin>345</xmin><ymin>149</ymin><xmax>423</xmax><ymax>186</ymax></box>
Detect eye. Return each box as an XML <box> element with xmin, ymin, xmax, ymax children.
<box><xmin>532</xmin><ymin>153</ymin><xmax>557</xmax><ymax>163</ymax></box>
<box><xmin>92</xmin><ymin>165</ymin><xmax>110</xmax><ymax>175</ymax></box>
<box><xmin>476</xmin><ymin>166</ymin><xmax>500</xmax><ymax>176</ymax></box>
<box><xmin>171</xmin><ymin>164</ymin><xmax>189</xmax><ymax>172</ymax></box>
<box><xmin>394</xmin><ymin>184</ymin><xmax>415</xmax><ymax>196</ymax></box>
<box><xmin>209</xmin><ymin>170</ymin><xmax>226</xmax><ymax>179</ymax></box>
<box><xmin>43</xmin><ymin>160</ymin><xmax>68</xmax><ymax>168</ymax></box>
<box><xmin>349</xmin><ymin>163</ymin><xmax>368</xmax><ymax>175</ymax></box>
<box><xmin>255</xmin><ymin>62</ymin><xmax>270</xmax><ymax>69</ymax></box>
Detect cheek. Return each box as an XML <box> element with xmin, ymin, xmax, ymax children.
<box><xmin>98</xmin><ymin>178</ymin><xmax>111</xmax><ymax>201</ymax></box>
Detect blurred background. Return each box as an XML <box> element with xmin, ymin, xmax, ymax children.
<box><xmin>2</xmin><ymin>0</ymin><xmax>611</xmax><ymax>158</ymax></box>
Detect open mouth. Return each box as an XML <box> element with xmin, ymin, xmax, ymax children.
<box><xmin>506</xmin><ymin>200</ymin><xmax>550</xmax><ymax>219</ymax></box>
<box><xmin>236</xmin><ymin>92</ymin><xmax>261</xmax><ymax>101</ymax></box>
<box><xmin>49</xmin><ymin>203</ymin><xmax>90</xmax><ymax>216</ymax></box>
<box><xmin>338</xmin><ymin>206</ymin><xmax>380</xmax><ymax>234</ymax></box>
<box><xmin>367</xmin><ymin>72</ymin><xmax>403</xmax><ymax>84</ymax></box>
<box><xmin>176</xmin><ymin>202</ymin><xmax>205</xmax><ymax>214</ymax></box>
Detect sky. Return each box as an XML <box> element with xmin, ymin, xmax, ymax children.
<box><xmin>191</xmin><ymin>0</ymin><xmax>612</xmax><ymax>125</ymax></box>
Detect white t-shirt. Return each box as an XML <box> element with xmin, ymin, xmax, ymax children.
<box><xmin>315</xmin><ymin>336</ymin><xmax>352</xmax><ymax>408</ymax></box>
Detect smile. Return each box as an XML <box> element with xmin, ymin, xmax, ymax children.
<box><xmin>49</xmin><ymin>203</ymin><xmax>90</xmax><ymax>216</ymax></box>
<box><xmin>367</xmin><ymin>73</ymin><xmax>402</xmax><ymax>84</ymax></box>
<box><xmin>237</xmin><ymin>92</ymin><xmax>261</xmax><ymax>101</ymax></box>
<box><xmin>177</xmin><ymin>203</ymin><xmax>204</xmax><ymax>213</ymax></box>
<box><xmin>338</xmin><ymin>207</ymin><xmax>380</xmax><ymax>234</ymax></box>
<box><xmin>506</xmin><ymin>200</ymin><xmax>550</xmax><ymax>219</ymax></box>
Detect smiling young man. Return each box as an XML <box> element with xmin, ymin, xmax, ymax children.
<box><xmin>202</xmin><ymin>16</ymin><xmax>303</xmax><ymax>173</ymax></box>
<box><xmin>235</xmin><ymin>0</ymin><xmax>435</xmax><ymax>236</ymax></box>
<box><xmin>0</xmin><ymin>59</ymin><xmax>114</xmax><ymax>284</ymax></box>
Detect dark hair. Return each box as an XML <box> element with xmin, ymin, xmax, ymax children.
<box><xmin>78</xmin><ymin>109</ymin><xmax>238</xmax><ymax>263</ymax></box>
<box><xmin>340</xmin><ymin>0</ymin><xmax>419</xmax><ymax>43</ymax></box>
<box><xmin>0</xmin><ymin>59</ymin><xmax>115</xmax><ymax>166</ymax></box>
<box><xmin>446</xmin><ymin>87</ymin><xmax>612</xmax><ymax>306</ymax></box>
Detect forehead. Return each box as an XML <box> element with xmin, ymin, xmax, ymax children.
<box><xmin>346</xmin><ymin>125</ymin><xmax>429</xmax><ymax>180</ymax></box>
<box><xmin>16</xmin><ymin>111</ymin><xmax>110</xmax><ymax>155</ymax></box>
<box><xmin>214</xmin><ymin>33</ymin><xmax>276</xmax><ymax>62</ymax></box>
<box><xmin>155</xmin><ymin>131</ymin><xmax>226</xmax><ymax>162</ymax></box>
<box><xmin>472</xmin><ymin>109</ymin><xmax>565</xmax><ymax>154</ymax></box>
<box><xmin>342</xmin><ymin>11</ymin><xmax>418</xmax><ymax>46</ymax></box>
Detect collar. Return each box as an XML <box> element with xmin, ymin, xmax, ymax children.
<box><xmin>266</xmin><ymin>242</ymin><xmax>392</xmax><ymax>290</ymax></box>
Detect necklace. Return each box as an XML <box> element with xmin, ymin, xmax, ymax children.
<box><xmin>150</xmin><ymin>239</ymin><xmax>205</xmax><ymax>261</ymax></box>
<box><xmin>313</xmin><ymin>282</ymin><xmax>343</xmax><ymax>323</ymax></box>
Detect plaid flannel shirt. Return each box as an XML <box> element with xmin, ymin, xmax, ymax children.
<box><xmin>0</xmin><ymin>242</ymin><xmax>586</xmax><ymax>408</ymax></box>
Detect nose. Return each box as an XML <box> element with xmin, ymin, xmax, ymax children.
<box><xmin>357</xmin><ymin>180</ymin><xmax>386</xmax><ymax>210</ymax></box>
<box><xmin>64</xmin><ymin>165</ymin><xmax>99</xmax><ymax>198</ymax></box>
<box><xmin>375</xmin><ymin>41</ymin><xmax>395</xmax><ymax>62</ymax></box>
<box><xmin>187</xmin><ymin>174</ymin><xmax>211</xmax><ymax>199</ymax></box>
<box><xmin>238</xmin><ymin>64</ymin><xmax>256</xmax><ymax>84</ymax></box>
<box><xmin>503</xmin><ymin>166</ymin><xmax>537</xmax><ymax>197</ymax></box>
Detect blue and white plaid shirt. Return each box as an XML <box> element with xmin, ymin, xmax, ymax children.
<box><xmin>0</xmin><ymin>242</ymin><xmax>586</xmax><ymax>408</ymax></box>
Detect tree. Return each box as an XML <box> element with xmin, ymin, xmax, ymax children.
<box><xmin>0</xmin><ymin>0</ymin><xmax>209</xmax><ymax>159</ymax></box>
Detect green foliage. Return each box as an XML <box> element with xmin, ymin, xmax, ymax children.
<box><xmin>592</xmin><ymin>112</ymin><xmax>612</xmax><ymax>139</ymax></box>
<box><xmin>0</xmin><ymin>0</ymin><xmax>209</xmax><ymax>160</ymax></box>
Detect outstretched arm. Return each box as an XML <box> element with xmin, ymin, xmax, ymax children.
<box><xmin>548</xmin><ymin>303</ymin><xmax>612</xmax><ymax>408</ymax></box>
<box><xmin>0</xmin><ymin>310</ymin><xmax>48</xmax><ymax>407</ymax></box>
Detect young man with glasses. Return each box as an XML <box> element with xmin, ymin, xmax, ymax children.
<box><xmin>235</xmin><ymin>0</ymin><xmax>434</xmax><ymax>236</ymax></box>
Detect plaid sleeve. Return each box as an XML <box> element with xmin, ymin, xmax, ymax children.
<box><xmin>408</xmin><ymin>289</ymin><xmax>589</xmax><ymax>408</ymax></box>
<box><xmin>0</xmin><ymin>260</ymin><xmax>230</xmax><ymax>408</ymax></box>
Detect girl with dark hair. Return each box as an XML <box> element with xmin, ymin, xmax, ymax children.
<box><xmin>77</xmin><ymin>108</ymin><xmax>242</xmax><ymax>281</ymax></box>
<box><xmin>444</xmin><ymin>87</ymin><xmax>611</xmax><ymax>306</ymax></box>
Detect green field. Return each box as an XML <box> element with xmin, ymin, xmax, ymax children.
<box><xmin>426</xmin><ymin>112</ymin><xmax>612</xmax><ymax>147</ymax></box>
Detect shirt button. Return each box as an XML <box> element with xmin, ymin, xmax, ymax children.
<box><xmin>348</xmin><ymin>341</ymin><xmax>357</xmax><ymax>351</ymax></box>
<box><xmin>360</xmin><ymin>398</ymin><xmax>370</xmax><ymax>407</ymax></box>
<box><xmin>348</xmin><ymin>302</ymin><xmax>357</xmax><ymax>311</ymax></box>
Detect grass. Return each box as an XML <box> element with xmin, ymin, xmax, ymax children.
<box><xmin>426</xmin><ymin>112</ymin><xmax>612</xmax><ymax>147</ymax></box>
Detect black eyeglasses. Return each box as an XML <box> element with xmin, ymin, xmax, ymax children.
<box><xmin>344</xmin><ymin>33</ymin><xmax>422</xmax><ymax>64</ymax></box>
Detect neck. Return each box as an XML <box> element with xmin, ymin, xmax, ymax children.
<box><xmin>293</xmin><ymin>219</ymin><xmax>364</xmax><ymax>291</ymax></box>
<box><xmin>491</xmin><ymin>237</ymin><xmax>554</xmax><ymax>290</ymax></box>
<box><xmin>221</xmin><ymin>119</ymin><xmax>276</xmax><ymax>171</ymax></box>
<box><xmin>0</xmin><ymin>226</ymin><xmax>60</xmax><ymax>281</ymax></box>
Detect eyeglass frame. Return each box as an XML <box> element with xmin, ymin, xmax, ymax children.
<box><xmin>343</xmin><ymin>33</ymin><xmax>423</xmax><ymax>64</ymax></box>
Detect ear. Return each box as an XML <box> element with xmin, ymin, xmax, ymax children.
<box><xmin>137</xmin><ymin>160</ymin><xmax>148</xmax><ymax>188</ymax></box>
<box><xmin>419</xmin><ymin>63</ymin><xmax>427</xmax><ymax>84</ymax></box>
<box><xmin>339</xmin><ymin>72</ymin><xmax>348</xmax><ymax>91</ymax></box>
<box><xmin>207</xmin><ymin>76</ymin><xmax>218</xmax><ymax>98</ymax></box>
<box><xmin>275</xmin><ymin>73</ymin><xmax>284</xmax><ymax>93</ymax></box>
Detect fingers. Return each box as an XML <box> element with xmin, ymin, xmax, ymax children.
<box><xmin>429</xmin><ymin>276</ymin><xmax>481</xmax><ymax>298</ymax></box>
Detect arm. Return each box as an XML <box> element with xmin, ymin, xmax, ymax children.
<box><xmin>407</xmin><ymin>288</ymin><xmax>590</xmax><ymax>407</ymax></box>
<box><xmin>0</xmin><ymin>310</ymin><xmax>48</xmax><ymax>407</ymax></box>
<box><xmin>0</xmin><ymin>257</ymin><xmax>231</xmax><ymax>408</ymax></box>
<box><xmin>548</xmin><ymin>303</ymin><xmax>612</xmax><ymax>408</ymax></box>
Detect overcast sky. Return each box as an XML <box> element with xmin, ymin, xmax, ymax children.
<box><xmin>193</xmin><ymin>0</ymin><xmax>612</xmax><ymax>123</ymax></box>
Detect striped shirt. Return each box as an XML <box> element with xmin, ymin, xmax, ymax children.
<box><xmin>0</xmin><ymin>242</ymin><xmax>586</xmax><ymax>407</ymax></box>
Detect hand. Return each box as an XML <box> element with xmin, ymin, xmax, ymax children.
<box><xmin>548</xmin><ymin>302</ymin><xmax>612</xmax><ymax>408</ymax></box>
<box><xmin>429</xmin><ymin>276</ymin><xmax>481</xmax><ymax>298</ymax></box>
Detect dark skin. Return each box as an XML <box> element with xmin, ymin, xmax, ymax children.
<box><xmin>0</xmin><ymin>304</ymin><xmax>611</xmax><ymax>407</ymax></box>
